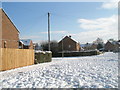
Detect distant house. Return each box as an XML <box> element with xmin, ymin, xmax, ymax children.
<box><xmin>58</xmin><ymin>36</ymin><xmax>81</xmax><ymax>52</ymax></box>
<box><xmin>81</xmin><ymin>43</ymin><xmax>98</xmax><ymax>51</ymax></box>
<box><xmin>33</xmin><ymin>43</ymin><xmax>42</xmax><ymax>50</ymax></box>
<box><xmin>19</xmin><ymin>39</ymin><xmax>34</xmax><ymax>49</ymax></box>
<box><xmin>83</xmin><ymin>43</ymin><xmax>96</xmax><ymax>50</ymax></box>
<box><xmin>118</xmin><ymin>40</ymin><xmax>120</xmax><ymax>52</ymax></box>
<box><xmin>0</xmin><ymin>9</ymin><xmax>19</xmax><ymax>48</ymax></box>
<box><xmin>104</xmin><ymin>39</ymin><xmax>120</xmax><ymax>52</ymax></box>
<box><xmin>91</xmin><ymin>44</ymin><xmax>98</xmax><ymax>50</ymax></box>
<box><xmin>82</xmin><ymin>38</ymin><xmax>104</xmax><ymax>51</ymax></box>
<box><xmin>81</xmin><ymin>43</ymin><xmax>91</xmax><ymax>50</ymax></box>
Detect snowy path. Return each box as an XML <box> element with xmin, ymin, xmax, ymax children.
<box><xmin>0</xmin><ymin>52</ymin><xmax>118</xmax><ymax>88</ymax></box>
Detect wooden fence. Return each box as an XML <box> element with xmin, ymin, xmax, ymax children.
<box><xmin>0</xmin><ymin>48</ymin><xmax>34</xmax><ymax>71</ymax></box>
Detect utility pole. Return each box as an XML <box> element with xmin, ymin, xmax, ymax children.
<box><xmin>48</xmin><ymin>12</ymin><xmax>50</xmax><ymax>51</ymax></box>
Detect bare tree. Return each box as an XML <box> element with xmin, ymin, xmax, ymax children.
<box><xmin>41</xmin><ymin>40</ymin><xmax>59</xmax><ymax>53</ymax></box>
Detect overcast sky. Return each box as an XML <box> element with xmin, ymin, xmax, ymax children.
<box><xmin>2</xmin><ymin>1</ymin><xmax>118</xmax><ymax>44</ymax></box>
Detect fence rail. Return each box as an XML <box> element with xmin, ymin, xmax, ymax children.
<box><xmin>0</xmin><ymin>48</ymin><xmax>34</xmax><ymax>71</ymax></box>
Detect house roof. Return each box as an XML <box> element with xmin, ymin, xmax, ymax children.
<box><xmin>80</xmin><ymin>44</ymin><xmax>86</xmax><ymax>47</ymax></box>
<box><xmin>1</xmin><ymin>8</ymin><xmax>20</xmax><ymax>33</ymax></box>
<box><xmin>107</xmin><ymin>40</ymin><xmax>119</xmax><ymax>45</ymax></box>
<box><xmin>20</xmin><ymin>39</ymin><xmax>32</xmax><ymax>46</ymax></box>
<box><xmin>84</xmin><ymin>43</ymin><xmax>93</xmax><ymax>47</ymax></box>
<box><xmin>58</xmin><ymin>36</ymin><xmax>79</xmax><ymax>44</ymax></box>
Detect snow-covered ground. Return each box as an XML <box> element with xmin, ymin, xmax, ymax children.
<box><xmin>0</xmin><ymin>52</ymin><xmax>118</xmax><ymax>88</ymax></box>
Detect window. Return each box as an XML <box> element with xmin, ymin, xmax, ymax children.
<box><xmin>68</xmin><ymin>45</ymin><xmax>71</xmax><ymax>48</ymax></box>
<box><xmin>4</xmin><ymin>41</ymin><xmax>7</xmax><ymax>48</ymax></box>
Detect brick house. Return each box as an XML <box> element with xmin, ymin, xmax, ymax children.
<box><xmin>104</xmin><ymin>40</ymin><xmax>120</xmax><ymax>52</ymax></box>
<box><xmin>82</xmin><ymin>43</ymin><xmax>92</xmax><ymax>50</ymax></box>
<box><xmin>19</xmin><ymin>39</ymin><xmax>34</xmax><ymax>49</ymax></box>
<box><xmin>91</xmin><ymin>44</ymin><xmax>98</xmax><ymax>50</ymax></box>
<box><xmin>0</xmin><ymin>9</ymin><xmax>19</xmax><ymax>48</ymax></box>
<box><xmin>81</xmin><ymin>42</ymin><xmax>101</xmax><ymax>51</ymax></box>
<box><xmin>58</xmin><ymin>36</ymin><xmax>81</xmax><ymax>51</ymax></box>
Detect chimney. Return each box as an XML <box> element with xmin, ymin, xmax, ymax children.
<box><xmin>69</xmin><ymin>35</ymin><xmax>71</xmax><ymax>38</ymax></box>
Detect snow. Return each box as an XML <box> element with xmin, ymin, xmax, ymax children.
<box><xmin>0</xmin><ymin>52</ymin><xmax>118</xmax><ymax>88</ymax></box>
<box><xmin>35</xmin><ymin>50</ymin><xmax>52</xmax><ymax>54</ymax></box>
<box><xmin>20</xmin><ymin>39</ymin><xmax>31</xmax><ymax>46</ymax></box>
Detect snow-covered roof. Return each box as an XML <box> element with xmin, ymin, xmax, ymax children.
<box><xmin>84</xmin><ymin>43</ymin><xmax>93</xmax><ymax>47</ymax></box>
<box><xmin>58</xmin><ymin>36</ymin><xmax>79</xmax><ymax>44</ymax></box>
<box><xmin>80</xmin><ymin>44</ymin><xmax>86</xmax><ymax>47</ymax></box>
<box><xmin>20</xmin><ymin>39</ymin><xmax>32</xmax><ymax>46</ymax></box>
<box><xmin>108</xmin><ymin>40</ymin><xmax>118</xmax><ymax>45</ymax></box>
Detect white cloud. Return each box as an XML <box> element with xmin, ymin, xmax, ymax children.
<box><xmin>40</xmin><ymin>30</ymin><xmax>67</xmax><ymax>34</ymax></box>
<box><xmin>101</xmin><ymin>0</ymin><xmax>119</xmax><ymax>9</ymax></box>
<box><xmin>78</xmin><ymin>15</ymin><xmax>117</xmax><ymax>31</ymax></box>
<box><xmin>75</xmin><ymin>15</ymin><xmax>118</xmax><ymax>43</ymax></box>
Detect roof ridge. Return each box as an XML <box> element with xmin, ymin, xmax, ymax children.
<box><xmin>58</xmin><ymin>35</ymin><xmax>79</xmax><ymax>44</ymax></box>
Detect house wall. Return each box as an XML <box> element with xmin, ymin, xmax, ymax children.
<box><xmin>91</xmin><ymin>44</ymin><xmax>97</xmax><ymax>50</ymax></box>
<box><xmin>0</xmin><ymin>9</ymin><xmax>2</xmax><ymax>48</ymax></box>
<box><xmin>58</xmin><ymin>37</ymin><xmax>80</xmax><ymax>51</ymax></box>
<box><xmin>83</xmin><ymin>44</ymin><xmax>97</xmax><ymax>51</ymax></box>
<box><xmin>114</xmin><ymin>44</ymin><xmax>120</xmax><ymax>52</ymax></box>
<box><xmin>1</xmin><ymin>9</ymin><xmax>19</xmax><ymax>48</ymax></box>
<box><xmin>76</xmin><ymin>43</ymin><xmax>81</xmax><ymax>51</ymax></box>
<box><xmin>83</xmin><ymin>45</ymin><xmax>91</xmax><ymax>50</ymax></box>
<box><xmin>29</xmin><ymin>41</ymin><xmax>34</xmax><ymax>49</ymax></box>
<box><xmin>104</xmin><ymin>42</ymin><xmax>115</xmax><ymax>51</ymax></box>
<box><xmin>19</xmin><ymin>40</ymin><xmax>34</xmax><ymax>49</ymax></box>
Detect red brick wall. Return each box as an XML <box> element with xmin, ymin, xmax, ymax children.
<box><xmin>1</xmin><ymin>9</ymin><xmax>19</xmax><ymax>48</ymax></box>
<box><xmin>19</xmin><ymin>40</ymin><xmax>34</xmax><ymax>49</ymax></box>
<box><xmin>0</xmin><ymin>9</ymin><xmax>2</xmax><ymax>48</ymax></box>
<box><xmin>76</xmin><ymin>43</ymin><xmax>81</xmax><ymax>51</ymax></box>
<box><xmin>59</xmin><ymin>36</ymin><xmax>80</xmax><ymax>51</ymax></box>
<box><xmin>29</xmin><ymin>40</ymin><xmax>34</xmax><ymax>49</ymax></box>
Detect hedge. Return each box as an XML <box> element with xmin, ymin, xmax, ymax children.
<box><xmin>35</xmin><ymin>51</ymin><xmax>52</xmax><ymax>64</ymax></box>
<box><xmin>52</xmin><ymin>50</ymin><xmax>100</xmax><ymax>57</ymax></box>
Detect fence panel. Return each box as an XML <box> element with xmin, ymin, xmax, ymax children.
<box><xmin>0</xmin><ymin>48</ymin><xmax>34</xmax><ymax>71</ymax></box>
